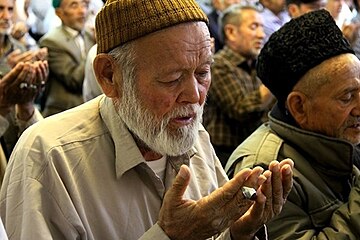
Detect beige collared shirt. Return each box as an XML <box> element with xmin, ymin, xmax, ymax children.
<box><xmin>0</xmin><ymin>107</ymin><xmax>42</xmax><ymax>185</ymax></box>
<box><xmin>0</xmin><ymin>95</ymin><xmax>235</xmax><ymax>240</ymax></box>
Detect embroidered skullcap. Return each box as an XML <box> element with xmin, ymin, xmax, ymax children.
<box><xmin>52</xmin><ymin>0</ymin><xmax>62</xmax><ymax>8</ymax></box>
<box><xmin>257</xmin><ymin>9</ymin><xmax>354</xmax><ymax>110</ymax></box>
<box><xmin>95</xmin><ymin>0</ymin><xmax>209</xmax><ymax>54</ymax></box>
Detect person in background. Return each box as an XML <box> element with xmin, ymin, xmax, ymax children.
<box><xmin>259</xmin><ymin>0</ymin><xmax>290</xmax><ymax>41</ymax></box>
<box><xmin>39</xmin><ymin>0</ymin><xmax>95</xmax><ymax>116</ymax></box>
<box><xmin>207</xmin><ymin>0</ymin><xmax>241</xmax><ymax>52</ymax></box>
<box><xmin>204</xmin><ymin>3</ymin><xmax>274</xmax><ymax>167</ymax></box>
<box><xmin>0</xmin><ymin>0</ymin><xmax>294</xmax><ymax>239</ymax></box>
<box><xmin>347</xmin><ymin>0</ymin><xmax>360</xmax><ymax>59</ymax></box>
<box><xmin>326</xmin><ymin>0</ymin><xmax>354</xmax><ymax>27</ymax></box>
<box><xmin>82</xmin><ymin>43</ymin><xmax>102</xmax><ymax>101</ymax></box>
<box><xmin>226</xmin><ymin>9</ymin><xmax>360</xmax><ymax>239</ymax></box>
<box><xmin>286</xmin><ymin>0</ymin><xmax>326</xmax><ymax>18</ymax></box>
<box><xmin>0</xmin><ymin>0</ymin><xmax>48</xmax><ymax>168</ymax></box>
<box><xmin>0</xmin><ymin>0</ymin><xmax>47</xmax><ymax>77</ymax></box>
<box><xmin>0</xmin><ymin>60</ymin><xmax>48</xmax><ymax>184</ymax></box>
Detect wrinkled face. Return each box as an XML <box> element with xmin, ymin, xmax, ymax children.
<box><xmin>233</xmin><ymin>9</ymin><xmax>265</xmax><ymax>59</ymax></box>
<box><xmin>56</xmin><ymin>0</ymin><xmax>89</xmax><ymax>31</ymax></box>
<box><xmin>300</xmin><ymin>54</ymin><xmax>360</xmax><ymax>145</ymax></box>
<box><xmin>0</xmin><ymin>0</ymin><xmax>13</xmax><ymax>35</ymax></box>
<box><xmin>116</xmin><ymin>22</ymin><xmax>212</xmax><ymax>156</ymax></box>
<box><xmin>288</xmin><ymin>0</ymin><xmax>326</xmax><ymax>18</ymax></box>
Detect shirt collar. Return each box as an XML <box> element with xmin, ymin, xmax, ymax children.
<box><xmin>269</xmin><ymin>107</ymin><xmax>355</xmax><ymax>174</ymax></box>
<box><xmin>220</xmin><ymin>45</ymin><xmax>251</xmax><ymax>67</ymax></box>
<box><xmin>63</xmin><ymin>25</ymin><xmax>82</xmax><ymax>38</ymax></box>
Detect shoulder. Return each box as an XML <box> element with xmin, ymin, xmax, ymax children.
<box><xmin>17</xmin><ymin>98</ymin><xmax>107</xmax><ymax>155</ymax></box>
<box><xmin>225</xmin><ymin>123</ymin><xmax>283</xmax><ymax>176</ymax></box>
<box><xmin>39</xmin><ymin>26</ymin><xmax>67</xmax><ymax>44</ymax></box>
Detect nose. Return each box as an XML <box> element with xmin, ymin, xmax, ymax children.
<box><xmin>178</xmin><ymin>76</ymin><xmax>202</xmax><ymax>104</ymax></box>
<box><xmin>257</xmin><ymin>27</ymin><xmax>265</xmax><ymax>39</ymax></box>
<box><xmin>78</xmin><ymin>5</ymin><xmax>88</xmax><ymax>15</ymax></box>
<box><xmin>1</xmin><ymin>9</ymin><xmax>11</xmax><ymax>20</ymax></box>
<box><xmin>351</xmin><ymin>92</ymin><xmax>360</xmax><ymax>117</ymax></box>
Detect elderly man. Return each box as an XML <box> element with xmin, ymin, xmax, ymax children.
<box><xmin>39</xmin><ymin>0</ymin><xmax>95</xmax><ymax>116</ymax></box>
<box><xmin>226</xmin><ymin>9</ymin><xmax>360</xmax><ymax>239</ymax></box>
<box><xmin>0</xmin><ymin>0</ymin><xmax>293</xmax><ymax>239</ymax></box>
<box><xmin>204</xmin><ymin>4</ymin><xmax>274</xmax><ymax>167</ymax></box>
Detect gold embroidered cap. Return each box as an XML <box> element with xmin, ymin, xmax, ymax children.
<box><xmin>95</xmin><ymin>0</ymin><xmax>208</xmax><ymax>53</ymax></box>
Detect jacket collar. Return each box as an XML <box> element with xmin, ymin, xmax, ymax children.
<box><xmin>269</xmin><ymin>104</ymin><xmax>355</xmax><ymax>175</ymax></box>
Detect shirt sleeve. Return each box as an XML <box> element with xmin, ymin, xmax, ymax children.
<box><xmin>139</xmin><ymin>223</ymin><xmax>171</xmax><ymax>240</ymax></box>
<box><xmin>15</xmin><ymin>107</ymin><xmax>43</xmax><ymax>134</ymax></box>
<box><xmin>0</xmin><ymin>115</ymin><xmax>9</xmax><ymax>137</ymax></box>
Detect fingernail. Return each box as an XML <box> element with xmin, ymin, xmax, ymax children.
<box><xmin>178</xmin><ymin>165</ymin><xmax>188</xmax><ymax>179</ymax></box>
<box><xmin>284</xmin><ymin>165</ymin><xmax>291</xmax><ymax>175</ymax></box>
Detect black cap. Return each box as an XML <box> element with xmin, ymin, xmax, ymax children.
<box><xmin>257</xmin><ymin>9</ymin><xmax>354</xmax><ymax>110</ymax></box>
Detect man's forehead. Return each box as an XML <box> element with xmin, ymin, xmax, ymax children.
<box><xmin>0</xmin><ymin>0</ymin><xmax>13</xmax><ymax>7</ymax></box>
<box><xmin>61</xmin><ymin>0</ymin><xmax>87</xmax><ymax>6</ymax></box>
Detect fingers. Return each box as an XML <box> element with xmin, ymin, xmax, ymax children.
<box><xmin>261</xmin><ymin>159</ymin><xmax>294</xmax><ymax>215</ymax></box>
<box><xmin>34</xmin><ymin>48</ymin><xmax>48</xmax><ymax>61</ymax></box>
<box><xmin>165</xmin><ymin>165</ymin><xmax>191</xmax><ymax>203</ymax></box>
<box><xmin>278</xmin><ymin>158</ymin><xmax>294</xmax><ymax>170</ymax></box>
<box><xmin>268</xmin><ymin>161</ymin><xmax>283</xmax><ymax>214</ymax></box>
<box><xmin>1</xmin><ymin>62</ymin><xmax>39</xmax><ymax>105</ymax></box>
<box><xmin>203</xmin><ymin>167</ymin><xmax>264</xmax><ymax>226</ymax></box>
<box><xmin>1</xmin><ymin>62</ymin><xmax>25</xmax><ymax>84</ymax></box>
<box><xmin>207</xmin><ymin>168</ymin><xmax>252</xmax><ymax>208</ymax></box>
<box><xmin>279</xmin><ymin>159</ymin><xmax>294</xmax><ymax>200</ymax></box>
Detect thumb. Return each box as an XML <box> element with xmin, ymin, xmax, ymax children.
<box><xmin>2</xmin><ymin>62</ymin><xmax>24</xmax><ymax>83</ymax></box>
<box><xmin>166</xmin><ymin>165</ymin><xmax>191</xmax><ymax>203</ymax></box>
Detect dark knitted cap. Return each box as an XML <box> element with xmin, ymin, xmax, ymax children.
<box><xmin>95</xmin><ymin>0</ymin><xmax>208</xmax><ymax>53</ymax></box>
<box><xmin>257</xmin><ymin>9</ymin><xmax>354</xmax><ymax>109</ymax></box>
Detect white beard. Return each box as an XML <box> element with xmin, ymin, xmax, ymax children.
<box><xmin>115</xmin><ymin>82</ymin><xmax>203</xmax><ymax>157</ymax></box>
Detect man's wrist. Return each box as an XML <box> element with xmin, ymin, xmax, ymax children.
<box><xmin>15</xmin><ymin>103</ymin><xmax>35</xmax><ymax>121</ymax></box>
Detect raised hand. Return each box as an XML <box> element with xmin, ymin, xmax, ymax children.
<box><xmin>0</xmin><ymin>60</ymin><xmax>49</xmax><ymax>107</ymax></box>
<box><xmin>158</xmin><ymin>165</ymin><xmax>267</xmax><ymax>240</ymax></box>
<box><xmin>6</xmin><ymin>48</ymin><xmax>48</xmax><ymax>68</ymax></box>
<box><xmin>230</xmin><ymin>159</ymin><xmax>294</xmax><ymax>239</ymax></box>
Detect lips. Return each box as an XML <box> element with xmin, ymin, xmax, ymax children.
<box><xmin>171</xmin><ymin>113</ymin><xmax>196</xmax><ymax>126</ymax></box>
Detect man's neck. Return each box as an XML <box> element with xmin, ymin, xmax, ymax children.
<box><xmin>132</xmin><ymin>133</ymin><xmax>163</xmax><ymax>161</ymax></box>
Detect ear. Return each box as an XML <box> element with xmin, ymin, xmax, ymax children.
<box><xmin>286</xmin><ymin>91</ymin><xmax>308</xmax><ymax>126</ymax></box>
<box><xmin>93</xmin><ymin>54</ymin><xmax>121</xmax><ymax>98</ymax></box>
<box><xmin>55</xmin><ymin>8</ymin><xmax>62</xmax><ymax>18</ymax></box>
<box><xmin>224</xmin><ymin>24</ymin><xmax>238</xmax><ymax>42</ymax></box>
<box><xmin>287</xmin><ymin>4</ymin><xmax>299</xmax><ymax>18</ymax></box>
